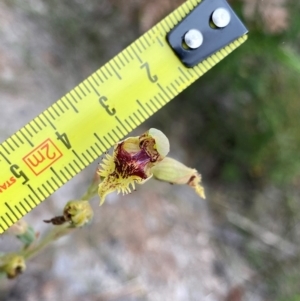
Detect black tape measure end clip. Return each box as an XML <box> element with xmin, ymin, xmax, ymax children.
<box><xmin>167</xmin><ymin>0</ymin><xmax>248</xmax><ymax>67</ymax></box>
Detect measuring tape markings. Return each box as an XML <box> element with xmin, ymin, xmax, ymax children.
<box><xmin>0</xmin><ymin>0</ymin><xmax>247</xmax><ymax>233</ymax></box>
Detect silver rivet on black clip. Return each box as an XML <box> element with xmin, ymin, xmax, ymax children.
<box><xmin>167</xmin><ymin>0</ymin><xmax>248</xmax><ymax>67</ymax></box>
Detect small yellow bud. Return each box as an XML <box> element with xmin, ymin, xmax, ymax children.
<box><xmin>44</xmin><ymin>200</ymin><xmax>93</xmax><ymax>228</ymax></box>
<box><xmin>63</xmin><ymin>200</ymin><xmax>94</xmax><ymax>227</ymax></box>
<box><xmin>0</xmin><ymin>253</ymin><xmax>26</xmax><ymax>279</ymax></box>
<box><xmin>151</xmin><ymin>157</ymin><xmax>206</xmax><ymax>199</ymax></box>
<box><xmin>97</xmin><ymin>128</ymin><xmax>170</xmax><ymax>205</ymax></box>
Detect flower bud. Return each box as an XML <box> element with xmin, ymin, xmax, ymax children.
<box><xmin>98</xmin><ymin>128</ymin><xmax>170</xmax><ymax>205</ymax></box>
<box><xmin>0</xmin><ymin>253</ymin><xmax>26</xmax><ymax>279</ymax></box>
<box><xmin>151</xmin><ymin>157</ymin><xmax>206</xmax><ymax>198</ymax></box>
<box><xmin>44</xmin><ymin>200</ymin><xmax>93</xmax><ymax>228</ymax></box>
<box><xmin>63</xmin><ymin>200</ymin><xmax>94</xmax><ymax>227</ymax></box>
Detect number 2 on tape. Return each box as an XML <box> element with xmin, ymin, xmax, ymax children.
<box><xmin>0</xmin><ymin>0</ymin><xmax>248</xmax><ymax>233</ymax></box>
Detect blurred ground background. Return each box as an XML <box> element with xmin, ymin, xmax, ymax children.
<box><xmin>0</xmin><ymin>0</ymin><xmax>300</xmax><ymax>300</ymax></box>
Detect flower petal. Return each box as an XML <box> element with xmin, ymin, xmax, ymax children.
<box><xmin>151</xmin><ymin>157</ymin><xmax>206</xmax><ymax>199</ymax></box>
<box><xmin>97</xmin><ymin>128</ymin><xmax>169</xmax><ymax>205</ymax></box>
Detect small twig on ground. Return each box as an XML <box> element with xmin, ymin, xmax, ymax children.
<box><xmin>226</xmin><ymin>211</ymin><xmax>298</xmax><ymax>258</ymax></box>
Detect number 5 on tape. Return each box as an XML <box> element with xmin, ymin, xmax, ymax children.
<box><xmin>0</xmin><ymin>0</ymin><xmax>248</xmax><ymax>233</ymax></box>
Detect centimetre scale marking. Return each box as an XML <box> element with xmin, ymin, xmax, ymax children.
<box><xmin>0</xmin><ymin>0</ymin><xmax>248</xmax><ymax>233</ymax></box>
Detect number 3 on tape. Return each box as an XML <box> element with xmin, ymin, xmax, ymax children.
<box><xmin>0</xmin><ymin>0</ymin><xmax>248</xmax><ymax>233</ymax></box>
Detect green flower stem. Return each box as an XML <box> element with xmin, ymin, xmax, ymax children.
<box><xmin>19</xmin><ymin>178</ymin><xmax>98</xmax><ymax>261</ymax></box>
<box><xmin>80</xmin><ymin>179</ymin><xmax>99</xmax><ymax>201</ymax></box>
<box><xmin>21</xmin><ymin>223</ymin><xmax>73</xmax><ymax>260</ymax></box>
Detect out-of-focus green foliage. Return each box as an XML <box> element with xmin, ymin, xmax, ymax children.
<box><xmin>159</xmin><ymin>0</ymin><xmax>300</xmax><ymax>186</ymax></box>
<box><xmin>1</xmin><ymin>0</ymin><xmax>299</xmax><ymax>300</ymax></box>
<box><xmin>23</xmin><ymin>0</ymin><xmax>300</xmax><ymax>186</ymax></box>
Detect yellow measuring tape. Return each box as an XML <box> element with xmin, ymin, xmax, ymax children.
<box><xmin>0</xmin><ymin>0</ymin><xmax>248</xmax><ymax>233</ymax></box>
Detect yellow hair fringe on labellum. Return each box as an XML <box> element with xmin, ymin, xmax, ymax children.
<box><xmin>151</xmin><ymin>157</ymin><xmax>206</xmax><ymax>199</ymax></box>
<box><xmin>97</xmin><ymin>128</ymin><xmax>170</xmax><ymax>205</ymax></box>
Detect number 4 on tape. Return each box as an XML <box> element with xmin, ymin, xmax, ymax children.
<box><xmin>0</xmin><ymin>0</ymin><xmax>248</xmax><ymax>233</ymax></box>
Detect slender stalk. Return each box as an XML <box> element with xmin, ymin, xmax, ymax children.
<box><xmin>80</xmin><ymin>180</ymin><xmax>98</xmax><ymax>200</ymax></box>
<box><xmin>21</xmin><ymin>224</ymin><xmax>74</xmax><ymax>260</ymax></box>
<box><xmin>20</xmin><ymin>179</ymin><xmax>98</xmax><ymax>261</ymax></box>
